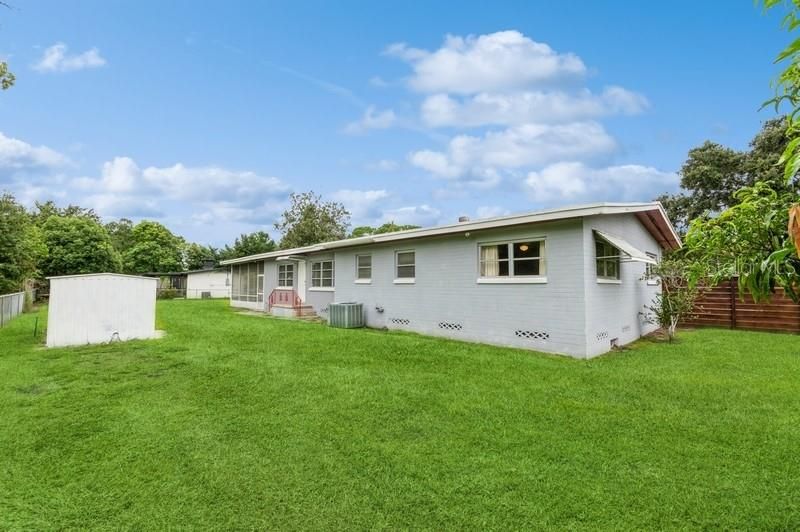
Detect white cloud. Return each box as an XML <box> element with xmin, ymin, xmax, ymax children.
<box><xmin>421</xmin><ymin>87</ymin><xmax>649</xmax><ymax>127</ymax></box>
<box><xmin>524</xmin><ymin>162</ymin><xmax>678</xmax><ymax>203</ymax></box>
<box><xmin>33</xmin><ymin>43</ymin><xmax>107</xmax><ymax>73</ymax></box>
<box><xmin>82</xmin><ymin>193</ymin><xmax>163</xmax><ymax>218</ymax></box>
<box><xmin>331</xmin><ymin>188</ymin><xmax>390</xmax><ymax>223</ymax></box>
<box><xmin>0</xmin><ymin>131</ymin><xmax>70</xmax><ymax>170</ymax></box>
<box><xmin>73</xmin><ymin>156</ymin><xmax>289</xmax><ymax>221</ymax></box>
<box><xmin>365</xmin><ymin>159</ymin><xmax>399</xmax><ymax>172</ymax></box>
<box><xmin>386</xmin><ymin>30</ymin><xmax>586</xmax><ymax>94</ymax></box>
<box><xmin>380</xmin><ymin>204</ymin><xmax>441</xmax><ymax>226</ymax></box>
<box><xmin>344</xmin><ymin>105</ymin><xmax>397</xmax><ymax>134</ymax></box>
<box><xmin>189</xmin><ymin>200</ymin><xmax>285</xmax><ymax>225</ymax></box>
<box><xmin>141</xmin><ymin>163</ymin><xmax>287</xmax><ymax>206</ymax></box>
<box><xmin>476</xmin><ymin>206</ymin><xmax>510</xmax><ymax>219</ymax></box>
<box><xmin>409</xmin><ymin>122</ymin><xmax>617</xmax><ymax>183</ymax></box>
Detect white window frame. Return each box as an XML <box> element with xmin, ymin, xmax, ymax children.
<box><xmin>645</xmin><ymin>252</ymin><xmax>659</xmax><ymax>285</ymax></box>
<box><xmin>596</xmin><ymin>238</ymin><xmax>621</xmax><ymax>283</ymax></box>
<box><xmin>355</xmin><ymin>254</ymin><xmax>372</xmax><ymax>284</ymax></box>
<box><xmin>277</xmin><ymin>263</ymin><xmax>294</xmax><ymax>288</ymax></box>
<box><xmin>310</xmin><ymin>260</ymin><xmax>335</xmax><ymax>290</ymax></box>
<box><xmin>394</xmin><ymin>250</ymin><xmax>415</xmax><ymax>284</ymax></box>
<box><xmin>477</xmin><ymin>238</ymin><xmax>547</xmax><ymax>284</ymax></box>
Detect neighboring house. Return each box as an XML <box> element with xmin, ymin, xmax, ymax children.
<box><xmin>145</xmin><ymin>260</ymin><xmax>231</xmax><ymax>299</ymax></box>
<box><xmin>185</xmin><ymin>268</ymin><xmax>230</xmax><ymax>299</ymax></box>
<box><xmin>220</xmin><ymin>203</ymin><xmax>680</xmax><ymax>359</ymax></box>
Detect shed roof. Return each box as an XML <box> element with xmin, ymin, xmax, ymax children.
<box><xmin>46</xmin><ymin>272</ymin><xmax>157</xmax><ymax>281</ymax></box>
<box><xmin>221</xmin><ymin>202</ymin><xmax>681</xmax><ymax>265</ymax></box>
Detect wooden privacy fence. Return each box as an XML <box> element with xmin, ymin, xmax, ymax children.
<box><xmin>0</xmin><ymin>291</ymin><xmax>25</xmax><ymax>328</ymax></box>
<box><xmin>682</xmin><ymin>278</ymin><xmax>800</xmax><ymax>333</ymax></box>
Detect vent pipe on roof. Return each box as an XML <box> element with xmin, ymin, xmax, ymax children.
<box><xmin>458</xmin><ymin>216</ymin><xmax>470</xmax><ymax>223</ymax></box>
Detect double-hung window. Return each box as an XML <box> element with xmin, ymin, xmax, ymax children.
<box><xmin>278</xmin><ymin>263</ymin><xmax>294</xmax><ymax>288</ymax></box>
<box><xmin>356</xmin><ymin>255</ymin><xmax>372</xmax><ymax>281</ymax></box>
<box><xmin>395</xmin><ymin>250</ymin><xmax>415</xmax><ymax>280</ymax></box>
<box><xmin>595</xmin><ymin>239</ymin><xmax>620</xmax><ymax>281</ymax></box>
<box><xmin>311</xmin><ymin>260</ymin><xmax>334</xmax><ymax>288</ymax></box>
<box><xmin>479</xmin><ymin>240</ymin><xmax>545</xmax><ymax>279</ymax></box>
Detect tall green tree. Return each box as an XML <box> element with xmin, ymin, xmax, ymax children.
<box><xmin>40</xmin><ymin>216</ymin><xmax>121</xmax><ymax>277</ymax></box>
<box><xmin>123</xmin><ymin>221</ymin><xmax>185</xmax><ymax>273</ymax></box>
<box><xmin>219</xmin><ymin>231</ymin><xmax>276</xmax><ymax>259</ymax></box>
<box><xmin>657</xmin><ymin>118</ymin><xmax>798</xmax><ymax>232</ymax></box>
<box><xmin>32</xmin><ymin>200</ymin><xmax>101</xmax><ymax>226</ymax></box>
<box><xmin>105</xmin><ymin>218</ymin><xmax>135</xmax><ymax>254</ymax></box>
<box><xmin>0</xmin><ymin>193</ymin><xmax>45</xmax><ymax>293</ymax></box>
<box><xmin>275</xmin><ymin>192</ymin><xmax>350</xmax><ymax>249</ymax></box>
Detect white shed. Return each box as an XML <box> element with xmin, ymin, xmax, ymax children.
<box><xmin>46</xmin><ymin>273</ymin><xmax>158</xmax><ymax>348</ymax></box>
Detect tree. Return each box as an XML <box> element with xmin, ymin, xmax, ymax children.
<box><xmin>40</xmin><ymin>216</ymin><xmax>121</xmax><ymax>277</ymax></box>
<box><xmin>274</xmin><ymin>192</ymin><xmax>350</xmax><ymax>249</ymax></box>
<box><xmin>123</xmin><ymin>221</ymin><xmax>184</xmax><ymax>273</ymax></box>
<box><xmin>350</xmin><ymin>225</ymin><xmax>375</xmax><ymax>238</ymax></box>
<box><xmin>641</xmin><ymin>256</ymin><xmax>702</xmax><ymax>342</ymax></box>
<box><xmin>763</xmin><ymin>1</ymin><xmax>800</xmax><ymax>184</ymax></box>
<box><xmin>349</xmin><ymin>221</ymin><xmax>421</xmax><ymax>238</ymax></box>
<box><xmin>32</xmin><ymin>200</ymin><xmax>101</xmax><ymax>226</ymax></box>
<box><xmin>712</xmin><ymin>1</ymin><xmax>800</xmax><ymax>302</ymax></box>
<box><xmin>0</xmin><ymin>61</ymin><xmax>13</xmax><ymax>90</ymax></box>
<box><xmin>656</xmin><ymin>118</ymin><xmax>798</xmax><ymax>232</ymax></box>
<box><xmin>105</xmin><ymin>218</ymin><xmax>135</xmax><ymax>254</ymax></box>
<box><xmin>685</xmin><ymin>182</ymin><xmax>799</xmax><ymax>301</ymax></box>
<box><xmin>0</xmin><ymin>193</ymin><xmax>45</xmax><ymax>293</ymax></box>
<box><xmin>219</xmin><ymin>231</ymin><xmax>276</xmax><ymax>259</ymax></box>
<box><xmin>184</xmin><ymin>242</ymin><xmax>218</xmax><ymax>270</ymax></box>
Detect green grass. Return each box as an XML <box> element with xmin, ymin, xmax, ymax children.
<box><xmin>1</xmin><ymin>300</ymin><xmax>800</xmax><ymax>530</ymax></box>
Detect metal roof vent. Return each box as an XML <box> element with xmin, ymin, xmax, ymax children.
<box><xmin>458</xmin><ymin>216</ymin><xmax>470</xmax><ymax>223</ymax></box>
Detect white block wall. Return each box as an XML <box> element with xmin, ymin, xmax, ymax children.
<box><xmin>333</xmin><ymin>219</ymin><xmax>589</xmax><ymax>356</ymax></box>
<box><xmin>581</xmin><ymin>214</ymin><xmax>662</xmax><ymax>358</ymax></box>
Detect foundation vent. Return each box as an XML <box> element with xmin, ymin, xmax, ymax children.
<box><xmin>438</xmin><ymin>322</ymin><xmax>463</xmax><ymax>331</ymax></box>
<box><xmin>515</xmin><ymin>330</ymin><xmax>550</xmax><ymax>341</ymax></box>
<box><xmin>596</xmin><ymin>331</ymin><xmax>609</xmax><ymax>341</ymax></box>
<box><xmin>390</xmin><ymin>318</ymin><xmax>410</xmax><ymax>326</ymax></box>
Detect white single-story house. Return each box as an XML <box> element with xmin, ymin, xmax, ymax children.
<box><xmin>220</xmin><ymin>202</ymin><xmax>681</xmax><ymax>358</ymax></box>
<box><xmin>186</xmin><ymin>267</ymin><xmax>230</xmax><ymax>299</ymax></box>
<box><xmin>145</xmin><ymin>263</ymin><xmax>231</xmax><ymax>299</ymax></box>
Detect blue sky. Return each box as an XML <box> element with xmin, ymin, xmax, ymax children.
<box><xmin>0</xmin><ymin>1</ymin><xmax>788</xmax><ymax>245</ymax></box>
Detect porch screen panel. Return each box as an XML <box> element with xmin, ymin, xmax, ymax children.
<box><xmin>232</xmin><ymin>265</ymin><xmax>241</xmax><ymax>300</ymax></box>
<box><xmin>232</xmin><ymin>262</ymin><xmax>260</xmax><ymax>301</ymax></box>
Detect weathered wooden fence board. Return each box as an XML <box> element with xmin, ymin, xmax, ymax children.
<box><xmin>682</xmin><ymin>278</ymin><xmax>800</xmax><ymax>333</ymax></box>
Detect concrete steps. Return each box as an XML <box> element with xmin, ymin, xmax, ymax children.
<box><xmin>270</xmin><ymin>304</ymin><xmax>318</xmax><ymax>319</ymax></box>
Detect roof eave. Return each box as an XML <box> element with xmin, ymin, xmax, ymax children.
<box><xmin>219</xmin><ymin>202</ymin><xmax>679</xmax><ymax>264</ymax></box>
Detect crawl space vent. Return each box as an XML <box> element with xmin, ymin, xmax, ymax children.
<box><xmin>390</xmin><ymin>318</ymin><xmax>410</xmax><ymax>325</ymax></box>
<box><xmin>596</xmin><ymin>331</ymin><xmax>609</xmax><ymax>341</ymax></box>
<box><xmin>515</xmin><ymin>330</ymin><xmax>550</xmax><ymax>341</ymax></box>
<box><xmin>438</xmin><ymin>322</ymin><xmax>463</xmax><ymax>331</ymax></box>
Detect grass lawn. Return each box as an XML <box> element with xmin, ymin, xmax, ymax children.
<box><xmin>1</xmin><ymin>300</ymin><xmax>800</xmax><ymax>530</ymax></box>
